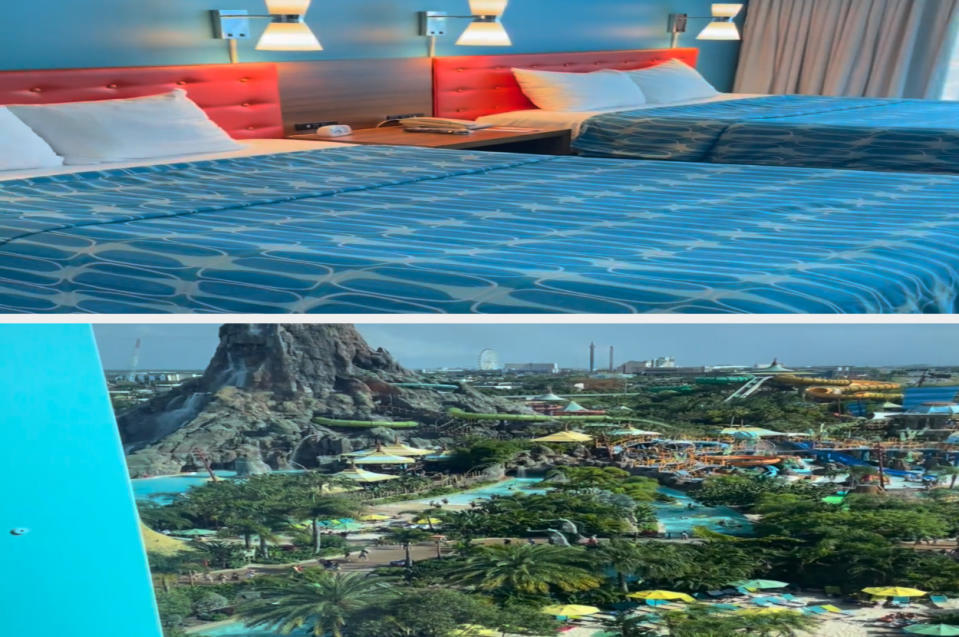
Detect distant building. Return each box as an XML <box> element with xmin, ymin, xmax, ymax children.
<box><xmin>618</xmin><ymin>356</ymin><xmax>676</xmax><ymax>374</ymax></box>
<box><xmin>504</xmin><ymin>362</ymin><xmax>559</xmax><ymax>374</ymax></box>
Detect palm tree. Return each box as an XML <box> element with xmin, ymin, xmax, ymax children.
<box><xmin>297</xmin><ymin>495</ymin><xmax>361</xmax><ymax>554</ymax></box>
<box><xmin>381</xmin><ymin>528</ymin><xmax>433</xmax><ymax>568</ymax></box>
<box><xmin>453</xmin><ymin>543</ymin><xmax>602</xmax><ymax>597</ymax></box>
<box><xmin>596</xmin><ymin>539</ymin><xmax>646</xmax><ymax>593</ymax></box>
<box><xmin>933</xmin><ymin>464</ymin><xmax>959</xmax><ymax>489</ymax></box>
<box><xmin>239</xmin><ymin>570</ymin><xmax>392</xmax><ymax>637</ymax></box>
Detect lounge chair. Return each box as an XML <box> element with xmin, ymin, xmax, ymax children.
<box><xmin>930</xmin><ymin>595</ymin><xmax>949</xmax><ymax>608</ymax></box>
<box><xmin>820</xmin><ymin>604</ymin><xmax>842</xmax><ymax>613</ymax></box>
<box><xmin>753</xmin><ymin>599</ymin><xmax>774</xmax><ymax>608</ymax></box>
<box><xmin>802</xmin><ymin>606</ymin><xmax>829</xmax><ymax>615</ymax></box>
<box><xmin>646</xmin><ymin>599</ymin><xmax>669</xmax><ymax>607</ymax></box>
<box><xmin>891</xmin><ymin>597</ymin><xmax>910</xmax><ymax>607</ymax></box>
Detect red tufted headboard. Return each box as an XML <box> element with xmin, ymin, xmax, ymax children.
<box><xmin>0</xmin><ymin>63</ymin><xmax>284</xmax><ymax>140</ymax></box>
<box><xmin>433</xmin><ymin>48</ymin><xmax>699</xmax><ymax>120</ymax></box>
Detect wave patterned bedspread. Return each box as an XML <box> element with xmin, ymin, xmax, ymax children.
<box><xmin>1</xmin><ymin>145</ymin><xmax>958</xmax><ymax>314</ymax></box>
<box><xmin>573</xmin><ymin>95</ymin><xmax>959</xmax><ymax>173</ymax></box>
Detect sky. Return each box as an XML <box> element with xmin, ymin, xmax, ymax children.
<box><xmin>92</xmin><ymin>323</ymin><xmax>959</xmax><ymax>371</ymax></box>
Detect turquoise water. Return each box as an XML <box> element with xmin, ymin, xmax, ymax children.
<box><xmin>653</xmin><ymin>487</ymin><xmax>753</xmax><ymax>536</ymax></box>
<box><xmin>414</xmin><ymin>477</ymin><xmax>548</xmax><ymax>506</ymax></box>
<box><xmin>132</xmin><ymin>471</ymin><xmax>237</xmax><ymax>504</ymax></box>
<box><xmin>413</xmin><ymin>478</ymin><xmax>750</xmax><ymax>536</ymax></box>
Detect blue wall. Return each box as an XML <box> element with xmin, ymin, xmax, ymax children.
<box><xmin>0</xmin><ymin>325</ymin><xmax>162</xmax><ymax>637</ymax></box>
<box><xmin>0</xmin><ymin>1</ymin><xmax>743</xmax><ymax>89</ymax></box>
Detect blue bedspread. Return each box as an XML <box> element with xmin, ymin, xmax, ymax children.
<box><xmin>573</xmin><ymin>95</ymin><xmax>959</xmax><ymax>173</ymax></box>
<box><xmin>1</xmin><ymin>145</ymin><xmax>958</xmax><ymax>314</ymax></box>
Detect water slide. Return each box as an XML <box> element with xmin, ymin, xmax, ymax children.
<box><xmin>774</xmin><ymin>375</ymin><xmax>903</xmax><ymax>401</ymax></box>
<box><xmin>787</xmin><ymin>441</ymin><xmax>921</xmax><ymax>478</ymax></box>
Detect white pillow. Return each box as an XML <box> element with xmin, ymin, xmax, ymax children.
<box><xmin>512</xmin><ymin>68</ymin><xmax>646</xmax><ymax>112</ymax></box>
<box><xmin>623</xmin><ymin>59</ymin><xmax>719</xmax><ymax>104</ymax></box>
<box><xmin>0</xmin><ymin>106</ymin><xmax>63</xmax><ymax>171</ymax></box>
<box><xmin>8</xmin><ymin>89</ymin><xmax>241</xmax><ymax>165</ymax></box>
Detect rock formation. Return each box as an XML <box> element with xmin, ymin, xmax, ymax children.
<box><xmin>118</xmin><ymin>324</ymin><xmax>525</xmax><ymax>477</ymax></box>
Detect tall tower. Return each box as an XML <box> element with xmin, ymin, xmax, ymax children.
<box><xmin>609</xmin><ymin>346</ymin><xmax>614</xmax><ymax>372</ymax></box>
<box><xmin>589</xmin><ymin>341</ymin><xmax>596</xmax><ymax>372</ymax></box>
<box><xmin>127</xmin><ymin>338</ymin><xmax>141</xmax><ymax>382</ymax></box>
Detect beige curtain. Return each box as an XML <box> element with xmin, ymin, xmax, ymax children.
<box><xmin>734</xmin><ymin>0</ymin><xmax>959</xmax><ymax>98</ymax></box>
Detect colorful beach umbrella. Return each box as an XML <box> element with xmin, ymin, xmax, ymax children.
<box><xmin>904</xmin><ymin>625</ymin><xmax>959</xmax><ymax>636</ymax></box>
<box><xmin>541</xmin><ymin>604</ymin><xmax>600</xmax><ymax>617</ymax></box>
<box><xmin>627</xmin><ymin>590</ymin><xmax>695</xmax><ymax>602</ymax></box>
<box><xmin>353</xmin><ymin>453</ymin><xmax>416</xmax><ymax>465</ymax></box>
<box><xmin>332</xmin><ymin>466</ymin><xmax>399</xmax><ymax>483</ymax></box>
<box><xmin>861</xmin><ymin>586</ymin><xmax>926</xmax><ymax>597</ymax></box>
<box><xmin>531</xmin><ymin>431</ymin><xmax>593</xmax><ymax>443</ymax></box>
<box><xmin>415</xmin><ymin>517</ymin><xmax>442</xmax><ymax>525</ymax></box>
<box><xmin>729</xmin><ymin>579</ymin><xmax>789</xmax><ymax>590</ymax></box>
<box><xmin>359</xmin><ymin>514</ymin><xmax>391</xmax><ymax>521</ymax></box>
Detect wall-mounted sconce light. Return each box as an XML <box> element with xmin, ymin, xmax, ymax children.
<box><xmin>668</xmin><ymin>3</ymin><xmax>742</xmax><ymax>48</ymax></box>
<box><xmin>420</xmin><ymin>0</ymin><xmax>511</xmax><ymax>57</ymax></box>
<box><xmin>212</xmin><ymin>0</ymin><xmax>322</xmax><ymax>64</ymax></box>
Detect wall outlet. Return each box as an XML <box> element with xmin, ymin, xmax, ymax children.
<box><xmin>294</xmin><ymin>121</ymin><xmax>339</xmax><ymax>132</ymax></box>
<box><xmin>384</xmin><ymin>113</ymin><xmax>426</xmax><ymax>122</ymax></box>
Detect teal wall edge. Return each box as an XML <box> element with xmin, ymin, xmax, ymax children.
<box><xmin>0</xmin><ymin>325</ymin><xmax>162</xmax><ymax>637</ymax></box>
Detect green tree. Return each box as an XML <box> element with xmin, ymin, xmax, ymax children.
<box><xmin>596</xmin><ymin>539</ymin><xmax>646</xmax><ymax>593</ymax></box>
<box><xmin>238</xmin><ymin>570</ymin><xmax>392</xmax><ymax>637</ymax></box>
<box><xmin>453</xmin><ymin>544</ymin><xmax>602</xmax><ymax>598</ymax></box>
<box><xmin>295</xmin><ymin>494</ymin><xmax>361</xmax><ymax>554</ymax></box>
<box><xmin>381</xmin><ymin>528</ymin><xmax>433</xmax><ymax>568</ymax></box>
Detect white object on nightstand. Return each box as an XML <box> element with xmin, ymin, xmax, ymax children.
<box><xmin>312</xmin><ymin>124</ymin><xmax>353</xmax><ymax>138</ymax></box>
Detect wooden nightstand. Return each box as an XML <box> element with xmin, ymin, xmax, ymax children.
<box><xmin>289</xmin><ymin>126</ymin><xmax>572</xmax><ymax>155</ymax></box>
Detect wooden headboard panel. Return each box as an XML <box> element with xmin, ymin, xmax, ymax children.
<box><xmin>0</xmin><ymin>63</ymin><xmax>284</xmax><ymax>139</ymax></box>
<box><xmin>433</xmin><ymin>48</ymin><xmax>699</xmax><ymax>120</ymax></box>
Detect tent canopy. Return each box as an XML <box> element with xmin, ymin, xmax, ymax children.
<box><xmin>531</xmin><ymin>431</ymin><xmax>593</xmax><ymax>443</ymax></box>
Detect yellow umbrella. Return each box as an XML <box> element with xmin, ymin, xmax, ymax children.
<box><xmin>541</xmin><ymin>604</ymin><xmax>600</xmax><ymax>617</ymax></box>
<box><xmin>627</xmin><ymin>590</ymin><xmax>695</xmax><ymax>602</ymax></box>
<box><xmin>379</xmin><ymin>444</ymin><xmax>434</xmax><ymax>457</ymax></box>
<box><xmin>861</xmin><ymin>587</ymin><xmax>927</xmax><ymax>597</ymax></box>
<box><xmin>415</xmin><ymin>517</ymin><xmax>442</xmax><ymax>525</ymax></box>
<box><xmin>139</xmin><ymin>523</ymin><xmax>188</xmax><ymax>556</ymax></box>
<box><xmin>359</xmin><ymin>514</ymin><xmax>390</xmax><ymax>521</ymax></box>
<box><xmin>531</xmin><ymin>431</ymin><xmax>593</xmax><ymax>443</ymax></box>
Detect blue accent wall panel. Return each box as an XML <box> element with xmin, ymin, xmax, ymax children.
<box><xmin>0</xmin><ymin>325</ymin><xmax>162</xmax><ymax>637</ymax></box>
<box><xmin>0</xmin><ymin>1</ymin><xmax>743</xmax><ymax>90</ymax></box>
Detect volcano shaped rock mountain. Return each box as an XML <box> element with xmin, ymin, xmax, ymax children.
<box><xmin>118</xmin><ymin>324</ymin><xmax>527</xmax><ymax>477</ymax></box>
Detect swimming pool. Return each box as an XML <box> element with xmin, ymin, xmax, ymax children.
<box><xmin>194</xmin><ymin>621</ymin><xmax>309</xmax><ymax>636</ymax></box>
<box><xmin>131</xmin><ymin>471</ymin><xmax>237</xmax><ymax>504</ymax></box>
<box><xmin>653</xmin><ymin>487</ymin><xmax>753</xmax><ymax>536</ymax></box>
<box><xmin>414</xmin><ymin>477</ymin><xmax>548</xmax><ymax>506</ymax></box>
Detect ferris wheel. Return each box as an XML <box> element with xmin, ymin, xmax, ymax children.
<box><xmin>478</xmin><ymin>348</ymin><xmax>501</xmax><ymax>371</ymax></box>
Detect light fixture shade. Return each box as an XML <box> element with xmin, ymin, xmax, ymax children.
<box><xmin>468</xmin><ymin>0</ymin><xmax>508</xmax><ymax>17</ymax></box>
<box><xmin>264</xmin><ymin>0</ymin><xmax>311</xmax><ymax>15</ymax></box>
<box><xmin>256</xmin><ymin>21</ymin><xmax>323</xmax><ymax>50</ymax></box>
<box><xmin>711</xmin><ymin>3</ymin><xmax>743</xmax><ymax>18</ymax></box>
<box><xmin>456</xmin><ymin>20</ymin><xmax>511</xmax><ymax>46</ymax></box>
<box><xmin>697</xmin><ymin>20</ymin><xmax>740</xmax><ymax>40</ymax></box>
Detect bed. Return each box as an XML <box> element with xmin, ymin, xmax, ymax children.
<box><xmin>3</xmin><ymin>61</ymin><xmax>959</xmax><ymax>315</ymax></box>
<box><xmin>4</xmin><ymin>144</ymin><xmax>959</xmax><ymax>314</ymax></box>
<box><xmin>437</xmin><ymin>49</ymin><xmax>959</xmax><ymax>174</ymax></box>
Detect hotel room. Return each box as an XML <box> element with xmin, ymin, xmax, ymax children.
<box><xmin>0</xmin><ymin>0</ymin><xmax>958</xmax><ymax>314</ymax></box>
